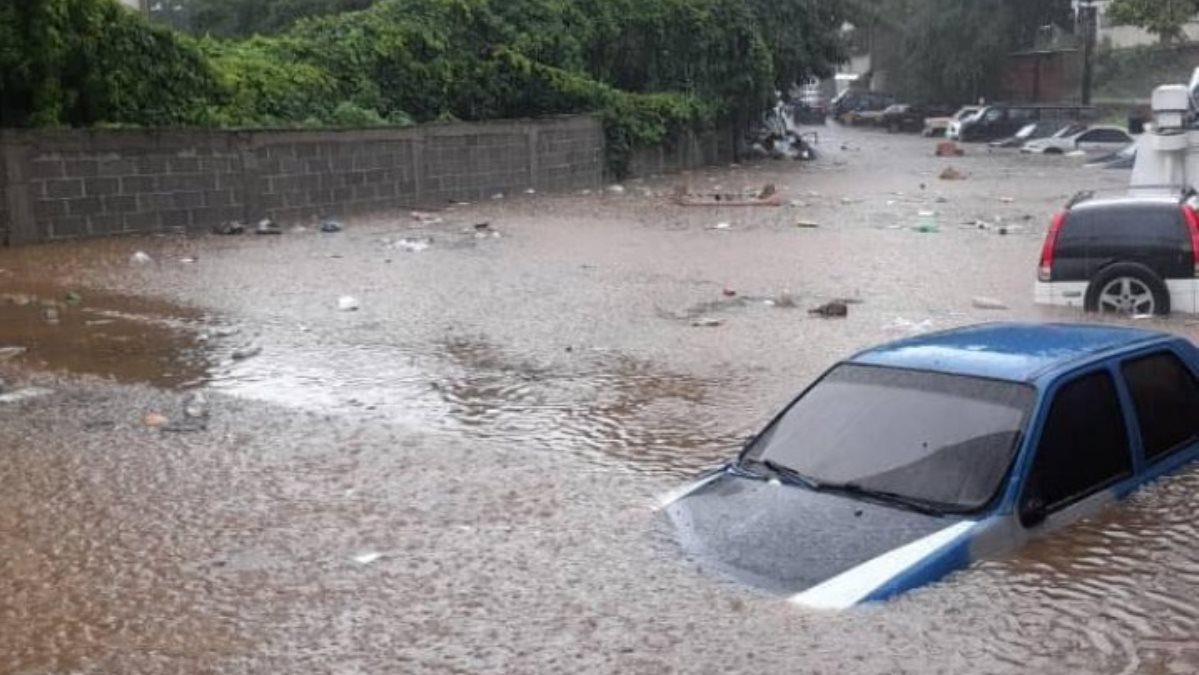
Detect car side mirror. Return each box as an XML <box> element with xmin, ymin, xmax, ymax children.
<box><xmin>1019</xmin><ymin>493</ymin><xmax>1048</xmax><ymax>528</ymax></box>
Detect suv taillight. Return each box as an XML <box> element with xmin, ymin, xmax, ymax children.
<box><xmin>1183</xmin><ymin>206</ymin><xmax>1199</xmax><ymax>277</ymax></box>
<box><xmin>1039</xmin><ymin>211</ymin><xmax>1067</xmax><ymax>282</ymax></box>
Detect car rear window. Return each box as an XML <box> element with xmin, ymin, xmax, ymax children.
<box><xmin>1059</xmin><ymin>205</ymin><xmax>1185</xmax><ymax>248</ymax></box>
<box><xmin>746</xmin><ymin>365</ymin><xmax>1035</xmax><ymax>511</ymax></box>
<box><xmin>1121</xmin><ymin>352</ymin><xmax>1199</xmax><ymax>462</ymax></box>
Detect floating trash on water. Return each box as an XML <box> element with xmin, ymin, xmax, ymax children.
<box><xmin>256</xmin><ymin>218</ymin><xmax>282</xmax><ymax>235</ymax></box>
<box><xmin>972</xmin><ymin>297</ymin><xmax>1010</xmax><ymax>311</ymax></box>
<box><xmin>184</xmin><ymin>392</ymin><xmax>209</xmax><ymax>420</ymax></box>
<box><xmin>213</xmin><ymin>221</ymin><xmax>245</xmax><ymax>235</ymax></box>
<box><xmin>939</xmin><ymin>167</ymin><xmax>966</xmax><ymax>181</ymax></box>
<box><xmin>491</xmin><ymin>193</ymin><xmax>505</xmax><ymax>200</ymax></box>
<box><xmin>63</xmin><ymin>291</ymin><xmax>83</xmax><ymax>306</ymax></box>
<box><xmin>391</xmin><ymin>237</ymin><xmax>432</xmax><ymax>253</ymax></box>
<box><xmin>231</xmin><ymin>345</ymin><xmax>263</xmax><ymax>361</ymax></box>
<box><xmin>0</xmin><ymin>387</ymin><xmax>54</xmax><ymax>404</ymax></box>
<box><xmin>180</xmin><ymin>256</ymin><xmax>198</xmax><ymax>264</ymax></box>
<box><xmin>712</xmin><ymin>222</ymin><xmax>732</xmax><ymax>230</ymax></box>
<box><xmin>525</xmin><ymin>188</ymin><xmax>536</xmax><ymax>195</ymax></box>
<box><xmin>353</xmin><ymin>552</ymin><xmax>383</xmax><ymax>565</ymax></box>
<box><xmin>320</xmin><ymin>218</ymin><xmax>344</xmax><ymax>233</ymax></box>
<box><xmin>337</xmin><ymin>296</ymin><xmax>360</xmax><ymax>312</ymax></box>
<box><xmin>0</xmin><ymin>346</ymin><xmax>28</xmax><ymax>362</ymax></box>
<box><xmin>130</xmin><ymin>251</ymin><xmax>153</xmax><ymax>265</ymax></box>
<box><xmin>607</xmin><ymin>185</ymin><xmax>625</xmax><ymax>195</ymax></box>
<box><xmin>691</xmin><ymin>317</ymin><xmax>723</xmax><ymax>328</ymax></box>
<box><xmin>809</xmin><ymin>301</ymin><xmax>849</xmax><ymax>318</ymax></box>
<box><xmin>143</xmin><ymin>412</ymin><xmax>169</xmax><ymax>428</ymax></box>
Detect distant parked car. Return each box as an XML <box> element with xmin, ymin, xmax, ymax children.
<box><xmin>925</xmin><ymin>106</ymin><xmax>980</xmax><ymax>137</ymax></box>
<box><xmin>1087</xmin><ymin>142</ymin><xmax>1138</xmax><ymax>170</ymax></box>
<box><xmin>832</xmin><ymin>90</ymin><xmax>894</xmax><ymax>122</ymax></box>
<box><xmin>881</xmin><ymin>103</ymin><xmax>955</xmax><ymax>133</ymax></box>
<box><xmin>989</xmin><ymin>121</ymin><xmax>1077</xmax><ymax>148</ymax></box>
<box><xmin>661</xmin><ymin>322</ymin><xmax>1199</xmax><ymax>608</ymax></box>
<box><xmin>1022</xmin><ymin>126</ymin><xmax>1133</xmax><ymax>155</ymax></box>
<box><xmin>951</xmin><ymin>104</ymin><xmax>1097</xmax><ymax>142</ymax></box>
<box><xmin>1035</xmin><ymin>194</ymin><xmax>1199</xmax><ymax>315</ymax></box>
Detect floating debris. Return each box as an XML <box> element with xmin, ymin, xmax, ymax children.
<box><xmin>0</xmin><ymin>346</ymin><xmax>28</xmax><ymax>362</ymax></box>
<box><xmin>795</xmin><ymin>221</ymin><xmax>820</xmax><ymax>229</ymax></box>
<box><xmin>130</xmin><ymin>251</ymin><xmax>153</xmax><ymax>265</ymax></box>
<box><xmin>939</xmin><ymin>167</ymin><xmax>966</xmax><ymax>181</ymax></box>
<box><xmin>691</xmin><ymin>317</ymin><xmax>724</xmax><ymax>328</ymax></box>
<box><xmin>0</xmin><ymin>387</ymin><xmax>54</xmax><ymax>404</ymax></box>
<box><xmin>320</xmin><ymin>218</ymin><xmax>344</xmax><ymax>233</ymax></box>
<box><xmin>972</xmin><ymin>297</ymin><xmax>1010</xmax><ymax>311</ymax></box>
<box><xmin>935</xmin><ymin>141</ymin><xmax>964</xmax><ymax>157</ymax></box>
<box><xmin>809</xmin><ymin>301</ymin><xmax>849</xmax><ymax>318</ymax></box>
<box><xmin>212</xmin><ymin>220</ymin><xmax>245</xmax><ymax>235</ymax></box>
<box><xmin>256</xmin><ymin>218</ymin><xmax>282</xmax><ymax>235</ymax></box>
<box><xmin>143</xmin><ymin>412</ymin><xmax>169</xmax><ymax>428</ymax></box>
<box><xmin>337</xmin><ymin>296</ymin><xmax>360</xmax><ymax>312</ymax></box>
<box><xmin>391</xmin><ymin>237</ymin><xmax>433</xmax><ymax>253</ymax></box>
<box><xmin>231</xmin><ymin>345</ymin><xmax>263</xmax><ymax>361</ymax></box>
<box><xmin>353</xmin><ymin>552</ymin><xmax>383</xmax><ymax>565</ymax></box>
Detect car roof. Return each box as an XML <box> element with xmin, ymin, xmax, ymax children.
<box><xmin>848</xmin><ymin>323</ymin><xmax>1172</xmax><ymax>383</ymax></box>
<box><xmin>1070</xmin><ymin>193</ymin><xmax>1180</xmax><ymax>212</ymax></box>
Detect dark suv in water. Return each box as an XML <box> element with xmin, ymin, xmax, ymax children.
<box><xmin>1035</xmin><ymin>195</ymin><xmax>1199</xmax><ymax>316</ymax></box>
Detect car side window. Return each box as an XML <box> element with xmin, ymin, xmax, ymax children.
<box><xmin>1122</xmin><ymin>352</ymin><xmax>1199</xmax><ymax>462</ymax></box>
<box><xmin>1021</xmin><ymin>371</ymin><xmax>1132</xmax><ymax>523</ymax></box>
<box><xmin>984</xmin><ymin>108</ymin><xmax>1003</xmax><ymax>122</ymax></box>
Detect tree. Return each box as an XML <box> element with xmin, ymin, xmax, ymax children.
<box><xmin>0</xmin><ymin>0</ymin><xmax>220</xmax><ymax>127</ymax></box>
<box><xmin>186</xmin><ymin>0</ymin><xmax>377</xmax><ymax>37</ymax></box>
<box><xmin>1107</xmin><ymin>0</ymin><xmax>1199</xmax><ymax>43</ymax></box>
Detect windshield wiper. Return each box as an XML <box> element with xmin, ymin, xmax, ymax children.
<box><xmin>820</xmin><ymin>482</ymin><xmax>949</xmax><ymax>517</ymax></box>
<box><xmin>731</xmin><ymin>458</ymin><xmax>823</xmax><ymax>491</ymax></box>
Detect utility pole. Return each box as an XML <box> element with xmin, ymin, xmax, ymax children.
<box><xmin>1079</xmin><ymin>0</ymin><xmax>1098</xmax><ymax>105</ymax></box>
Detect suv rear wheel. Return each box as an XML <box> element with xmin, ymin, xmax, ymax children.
<box><xmin>1085</xmin><ymin>263</ymin><xmax>1170</xmax><ymax>316</ymax></box>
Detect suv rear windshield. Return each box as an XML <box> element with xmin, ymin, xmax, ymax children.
<box><xmin>745</xmin><ymin>365</ymin><xmax>1035</xmax><ymax>511</ymax></box>
<box><xmin>1060</xmin><ymin>204</ymin><xmax>1185</xmax><ymax>247</ymax></box>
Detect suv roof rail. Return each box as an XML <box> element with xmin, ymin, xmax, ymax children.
<box><xmin>1065</xmin><ymin>190</ymin><xmax>1095</xmax><ymax>209</ymax></box>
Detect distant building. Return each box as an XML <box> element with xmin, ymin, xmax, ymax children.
<box><xmin>1074</xmin><ymin>0</ymin><xmax>1199</xmax><ymax>48</ymax></box>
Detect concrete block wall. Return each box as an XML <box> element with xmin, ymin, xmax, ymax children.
<box><xmin>627</xmin><ymin>127</ymin><xmax>735</xmax><ymax>178</ymax></box>
<box><xmin>0</xmin><ymin>116</ymin><xmax>604</xmax><ymax>245</ymax></box>
<box><xmin>0</xmin><ymin>130</ymin><xmax>246</xmax><ymax>243</ymax></box>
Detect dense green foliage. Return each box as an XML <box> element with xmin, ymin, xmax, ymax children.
<box><xmin>2</xmin><ymin>0</ymin><xmax>845</xmax><ymax>174</ymax></box>
<box><xmin>1107</xmin><ymin>0</ymin><xmax>1199</xmax><ymax>43</ymax></box>
<box><xmin>0</xmin><ymin>0</ymin><xmax>222</xmax><ymax>127</ymax></box>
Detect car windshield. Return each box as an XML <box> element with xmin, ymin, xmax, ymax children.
<box><xmin>1015</xmin><ymin>123</ymin><xmax>1038</xmax><ymax>139</ymax></box>
<box><xmin>1055</xmin><ymin>123</ymin><xmax>1087</xmax><ymax>138</ymax></box>
<box><xmin>745</xmin><ymin>364</ymin><xmax>1035</xmax><ymax>511</ymax></box>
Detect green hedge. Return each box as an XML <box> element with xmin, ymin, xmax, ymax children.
<box><xmin>2</xmin><ymin>0</ymin><xmax>844</xmax><ymax>175</ymax></box>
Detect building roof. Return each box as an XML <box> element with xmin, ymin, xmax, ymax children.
<box><xmin>849</xmin><ymin>322</ymin><xmax>1169</xmax><ymax>383</ymax></box>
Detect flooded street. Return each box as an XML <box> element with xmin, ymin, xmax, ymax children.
<box><xmin>2</xmin><ymin>126</ymin><xmax>1197</xmax><ymax>673</ymax></box>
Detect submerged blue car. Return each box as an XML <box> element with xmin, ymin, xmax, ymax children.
<box><xmin>661</xmin><ymin>323</ymin><xmax>1199</xmax><ymax>609</ymax></box>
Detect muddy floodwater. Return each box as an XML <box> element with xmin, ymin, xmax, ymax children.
<box><xmin>1</xmin><ymin>127</ymin><xmax>1197</xmax><ymax>673</ymax></box>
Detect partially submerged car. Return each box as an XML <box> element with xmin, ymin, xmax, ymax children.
<box><xmin>924</xmin><ymin>106</ymin><xmax>979</xmax><ymax>138</ymax></box>
<box><xmin>989</xmin><ymin>121</ymin><xmax>1076</xmax><ymax>148</ymax></box>
<box><xmin>1087</xmin><ymin>142</ymin><xmax>1137</xmax><ymax>170</ymax></box>
<box><xmin>661</xmin><ymin>323</ymin><xmax>1199</xmax><ymax>609</ymax></box>
<box><xmin>1022</xmin><ymin>125</ymin><xmax>1133</xmax><ymax>155</ymax></box>
<box><xmin>881</xmin><ymin>103</ymin><xmax>955</xmax><ymax>133</ymax></box>
<box><xmin>1035</xmin><ymin>194</ymin><xmax>1199</xmax><ymax>315</ymax></box>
